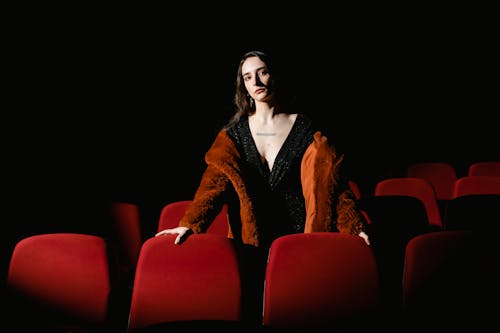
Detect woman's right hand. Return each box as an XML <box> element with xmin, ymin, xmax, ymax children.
<box><xmin>155</xmin><ymin>226</ymin><xmax>192</xmax><ymax>245</ymax></box>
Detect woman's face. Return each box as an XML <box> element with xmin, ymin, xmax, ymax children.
<box><xmin>241</xmin><ymin>56</ymin><xmax>271</xmax><ymax>103</ymax></box>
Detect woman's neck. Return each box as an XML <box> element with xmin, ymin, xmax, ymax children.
<box><xmin>253</xmin><ymin>104</ymin><xmax>279</xmax><ymax>124</ymax></box>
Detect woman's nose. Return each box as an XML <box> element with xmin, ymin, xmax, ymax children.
<box><xmin>253</xmin><ymin>75</ymin><xmax>263</xmax><ymax>86</ymax></box>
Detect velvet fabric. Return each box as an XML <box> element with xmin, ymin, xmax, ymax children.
<box><xmin>128</xmin><ymin>234</ymin><xmax>241</xmax><ymax>332</ymax></box>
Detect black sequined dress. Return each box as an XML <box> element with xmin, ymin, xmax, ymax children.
<box><xmin>226</xmin><ymin>114</ymin><xmax>315</xmax><ymax>248</ymax></box>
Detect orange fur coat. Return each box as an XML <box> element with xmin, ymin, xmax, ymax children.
<box><xmin>178</xmin><ymin>129</ymin><xmax>365</xmax><ymax>247</ymax></box>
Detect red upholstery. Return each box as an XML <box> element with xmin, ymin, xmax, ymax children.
<box><xmin>127</xmin><ymin>234</ymin><xmax>241</xmax><ymax>332</ymax></box>
<box><xmin>452</xmin><ymin>176</ymin><xmax>500</xmax><ymax>198</ymax></box>
<box><xmin>110</xmin><ymin>201</ymin><xmax>142</xmax><ymax>272</ymax></box>
<box><xmin>407</xmin><ymin>162</ymin><xmax>457</xmax><ymax>200</ymax></box>
<box><xmin>7</xmin><ymin>233</ymin><xmax>113</xmax><ymax>325</ymax></box>
<box><xmin>375</xmin><ymin>177</ymin><xmax>443</xmax><ymax>228</ymax></box>
<box><xmin>402</xmin><ymin>230</ymin><xmax>482</xmax><ymax>327</ymax></box>
<box><xmin>468</xmin><ymin>161</ymin><xmax>500</xmax><ymax>177</ymax></box>
<box><xmin>444</xmin><ymin>176</ymin><xmax>500</xmax><ymax>230</ymax></box>
<box><xmin>262</xmin><ymin>233</ymin><xmax>380</xmax><ymax>330</ymax></box>
<box><xmin>157</xmin><ymin>200</ymin><xmax>229</xmax><ymax>235</ymax></box>
<box><xmin>402</xmin><ymin>230</ymin><xmax>473</xmax><ymax>305</ymax></box>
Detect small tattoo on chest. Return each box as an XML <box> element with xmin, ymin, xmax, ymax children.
<box><xmin>256</xmin><ymin>132</ymin><xmax>277</xmax><ymax>136</ymax></box>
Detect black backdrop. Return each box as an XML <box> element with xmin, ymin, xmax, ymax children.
<box><xmin>2</xmin><ymin>8</ymin><xmax>498</xmax><ymax>278</ymax></box>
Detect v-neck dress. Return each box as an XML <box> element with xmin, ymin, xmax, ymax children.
<box><xmin>226</xmin><ymin>114</ymin><xmax>315</xmax><ymax>247</ymax></box>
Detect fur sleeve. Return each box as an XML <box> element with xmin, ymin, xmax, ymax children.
<box><xmin>178</xmin><ymin>164</ymin><xmax>230</xmax><ymax>233</ymax></box>
<box><xmin>302</xmin><ymin>131</ymin><xmax>366</xmax><ymax>235</ymax></box>
<box><xmin>178</xmin><ymin>130</ymin><xmax>234</xmax><ymax>233</ymax></box>
<box><xmin>302</xmin><ymin>132</ymin><xmax>340</xmax><ymax>232</ymax></box>
<box><xmin>180</xmin><ymin>129</ymin><xmax>259</xmax><ymax>245</ymax></box>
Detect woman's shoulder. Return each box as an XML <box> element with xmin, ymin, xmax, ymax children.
<box><xmin>281</xmin><ymin>112</ymin><xmax>305</xmax><ymax>124</ymax></box>
<box><xmin>291</xmin><ymin>113</ymin><xmax>317</xmax><ymax>134</ymax></box>
<box><xmin>224</xmin><ymin>115</ymin><xmax>248</xmax><ymax>131</ymax></box>
<box><xmin>223</xmin><ymin>116</ymin><xmax>250</xmax><ymax>146</ymax></box>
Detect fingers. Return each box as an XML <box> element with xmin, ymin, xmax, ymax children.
<box><xmin>359</xmin><ymin>231</ymin><xmax>370</xmax><ymax>246</ymax></box>
<box><xmin>155</xmin><ymin>229</ymin><xmax>183</xmax><ymax>245</ymax></box>
<box><xmin>175</xmin><ymin>230</ymin><xmax>191</xmax><ymax>245</ymax></box>
<box><xmin>155</xmin><ymin>227</ymin><xmax>192</xmax><ymax>245</ymax></box>
<box><xmin>174</xmin><ymin>234</ymin><xmax>182</xmax><ymax>245</ymax></box>
<box><xmin>155</xmin><ymin>229</ymin><xmax>172</xmax><ymax>237</ymax></box>
<box><xmin>156</xmin><ymin>227</ymin><xmax>183</xmax><ymax>236</ymax></box>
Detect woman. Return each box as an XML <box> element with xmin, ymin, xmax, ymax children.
<box><xmin>156</xmin><ymin>50</ymin><xmax>370</xmax><ymax>247</ymax></box>
<box><xmin>156</xmin><ymin>50</ymin><xmax>370</xmax><ymax>325</ymax></box>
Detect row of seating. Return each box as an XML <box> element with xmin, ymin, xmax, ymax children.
<box><xmin>107</xmin><ymin>171</ymin><xmax>500</xmax><ymax>330</ymax></box>
<box><xmin>109</xmin><ymin>159</ymin><xmax>499</xmax><ymax>281</ymax></box>
<box><xmin>408</xmin><ymin>161</ymin><xmax>500</xmax><ymax>198</ymax></box>
<box><xmin>344</xmin><ymin>163</ymin><xmax>499</xmax><ymax>326</ymax></box>
<box><xmin>111</xmin><ymin>166</ymin><xmax>500</xmax><ymax>279</ymax></box>
<box><xmin>113</xmin><ymin>162</ymin><xmax>500</xmax><ymax>321</ymax></box>
<box><xmin>352</xmin><ymin>161</ymin><xmax>500</xmax><ymax>201</ymax></box>
<box><xmin>5</xmin><ymin>160</ymin><xmax>498</xmax><ymax>331</ymax></box>
<box><xmin>365</xmin><ymin>175</ymin><xmax>500</xmax><ymax>229</ymax></box>
<box><xmin>7</xmin><ymin>229</ymin><xmax>490</xmax><ymax>332</ymax></box>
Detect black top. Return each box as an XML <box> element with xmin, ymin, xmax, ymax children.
<box><xmin>226</xmin><ymin>114</ymin><xmax>315</xmax><ymax>247</ymax></box>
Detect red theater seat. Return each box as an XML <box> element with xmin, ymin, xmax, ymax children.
<box><xmin>262</xmin><ymin>232</ymin><xmax>380</xmax><ymax>331</ymax></box>
<box><xmin>110</xmin><ymin>201</ymin><xmax>142</xmax><ymax>274</ymax></box>
<box><xmin>375</xmin><ymin>177</ymin><xmax>443</xmax><ymax>229</ymax></box>
<box><xmin>402</xmin><ymin>230</ymin><xmax>490</xmax><ymax>329</ymax></box>
<box><xmin>157</xmin><ymin>200</ymin><xmax>229</xmax><ymax>236</ymax></box>
<box><xmin>127</xmin><ymin>234</ymin><xmax>242</xmax><ymax>332</ymax></box>
<box><xmin>452</xmin><ymin>175</ymin><xmax>500</xmax><ymax>198</ymax></box>
<box><xmin>407</xmin><ymin>162</ymin><xmax>457</xmax><ymax>201</ymax></box>
<box><xmin>443</xmin><ymin>176</ymin><xmax>500</xmax><ymax>231</ymax></box>
<box><xmin>7</xmin><ymin>233</ymin><xmax>115</xmax><ymax>331</ymax></box>
<box><xmin>468</xmin><ymin>161</ymin><xmax>500</xmax><ymax>177</ymax></box>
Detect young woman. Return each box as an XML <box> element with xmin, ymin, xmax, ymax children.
<box><xmin>156</xmin><ymin>50</ymin><xmax>370</xmax><ymax>247</ymax></box>
<box><xmin>155</xmin><ymin>49</ymin><xmax>370</xmax><ymax>326</ymax></box>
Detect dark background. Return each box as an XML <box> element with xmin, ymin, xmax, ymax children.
<box><xmin>2</xmin><ymin>6</ymin><xmax>498</xmax><ymax>278</ymax></box>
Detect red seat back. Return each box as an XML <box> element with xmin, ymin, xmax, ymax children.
<box><xmin>452</xmin><ymin>176</ymin><xmax>500</xmax><ymax>198</ymax></box>
<box><xmin>407</xmin><ymin>162</ymin><xmax>457</xmax><ymax>200</ymax></box>
<box><xmin>402</xmin><ymin>230</ymin><xmax>484</xmax><ymax>328</ymax></box>
<box><xmin>468</xmin><ymin>161</ymin><xmax>500</xmax><ymax>177</ymax></box>
<box><xmin>262</xmin><ymin>233</ymin><xmax>380</xmax><ymax>330</ymax></box>
<box><xmin>375</xmin><ymin>177</ymin><xmax>443</xmax><ymax>228</ymax></box>
<box><xmin>7</xmin><ymin>233</ymin><xmax>113</xmax><ymax>327</ymax></box>
<box><xmin>127</xmin><ymin>234</ymin><xmax>241</xmax><ymax>332</ymax></box>
<box><xmin>157</xmin><ymin>200</ymin><xmax>229</xmax><ymax>235</ymax></box>
<box><xmin>110</xmin><ymin>201</ymin><xmax>142</xmax><ymax>273</ymax></box>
